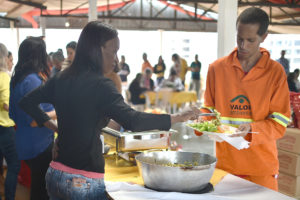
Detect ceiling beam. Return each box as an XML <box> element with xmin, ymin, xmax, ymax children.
<box><xmin>238</xmin><ymin>1</ymin><xmax>300</xmax><ymax>8</ymax></box>
<box><xmin>40</xmin><ymin>14</ymin><xmax>217</xmax><ymax>22</ymax></box>
<box><xmin>38</xmin><ymin>13</ymin><xmax>300</xmax><ymax>26</ymax></box>
<box><xmin>169</xmin><ymin>0</ymin><xmax>300</xmax><ymax>8</ymax></box>
<box><xmin>278</xmin><ymin>7</ymin><xmax>300</xmax><ymax>24</ymax></box>
<box><xmin>0</xmin><ymin>15</ymin><xmax>19</xmax><ymax>22</ymax></box>
<box><xmin>270</xmin><ymin>22</ymin><xmax>300</xmax><ymax>26</ymax></box>
<box><xmin>7</xmin><ymin>0</ymin><xmax>47</xmax><ymax>9</ymax></box>
<box><xmin>272</xmin><ymin>12</ymin><xmax>300</xmax><ymax>20</ymax></box>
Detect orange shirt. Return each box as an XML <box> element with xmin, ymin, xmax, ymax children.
<box><xmin>142</xmin><ymin>61</ymin><xmax>153</xmax><ymax>73</ymax></box>
<box><xmin>204</xmin><ymin>48</ymin><xmax>290</xmax><ymax>176</ymax></box>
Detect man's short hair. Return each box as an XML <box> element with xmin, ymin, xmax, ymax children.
<box><xmin>145</xmin><ymin>68</ymin><xmax>152</xmax><ymax>74</ymax></box>
<box><xmin>52</xmin><ymin>49</ymin><xmax>64</xmax><ymax>62</ymax></box>
<box><xmin>236</xmin><ymin>7</ymin><xmax>269</xmax><ymax>36</ymax></box>
<box><xmin>66</xmin><ymin>41</ymin><xmax>77</xmax><ymax>50</ymax></box>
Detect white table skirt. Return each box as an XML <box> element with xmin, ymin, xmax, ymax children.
<box><xmin>106</xmin><ymin>174</ymin><xmax>296</xmax><ymax>200</ymax></box>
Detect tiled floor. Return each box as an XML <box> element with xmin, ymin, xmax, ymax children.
<box><xmin>0</xmin><ymin>172</ymin><xmax>30</xmax><ymax>200</ymax></box>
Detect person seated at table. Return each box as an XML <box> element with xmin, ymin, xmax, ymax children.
<box><xmin>18</xmin><ymin>21</ymin><xmax>201</xmax><ymax>200</ymax></box>
<box><xmin>141</xmin><ymin>68</ymin><xmax>155</xmax><ymax>91</ymax></box>
<box><xmin>129</xmin><ymin>73</ymin><xmax>148</xmax><ymax>105</ymax></box>
<box><xmin>50</xmin><ymin>49</ymin><xmax>65</xmax><ymax>78</ymax></box>
<box><xmin>161</xmin><ymin>68</ymin><xmax>184</xmax><ymax>92</ymax></box>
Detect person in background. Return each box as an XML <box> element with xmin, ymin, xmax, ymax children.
<box><xmin>7</xmin><ymin>51</ymin><xmax>13</xmax><ymax>73</ymax></box>
<box><xmin>287</xmin><ymin>72</ymin><xmax>298</xmax><ymax>92</ymax></box>
<box><xmin>141</xmin><ymin>53</ymin><xmax>153</xmax><ymax>73</ymax></box>
<box><xmin>9</xmin><ymin>37</ymin><xmax>56</xmax><ymax>200</ymax></box>
<box><xmin>129</xmin><ymin>73</ymin><xmax>148</xmax><ymax>105</ymax></box>
<box><xmin>277</xmin><ymin>50</ymin><xmax>290</xmax><ymax>75</ymax></box>
<box><xmin>0</xmin><ymin>50</ymin><xmax>15</xmax><ymax>189</ymax></box>
<box><xmin>202</xmin><ymin>7</ymin><xmax>290</xmax><ymax>191</ymax></box>
<box><xmin>161</xmin><ymin>68</ymin><xmax>184</xmax><ymax>92</ymax></box>
<box><xmin>118</xmin><ymin>55</ymin><xmax>130</xmax><ymax>83</ymax></box>
<box><xmin>0</xmin><ymin>43</ymin><xmax>20</xmax><ymax>200</ymax></box>
<box><xmin>50</xmin><ymin>49</ymin><xmax>65</xmax><ymax>78</ymax></box>
<box><xmin>293</xmin><ymin>69</ymin><xmax>300</xmax><ymax>91</ymax></box>
<box><xmin>171</xmin><ymin>53</ymin><xmax>181</xmax><ymax>76</ymax></box>
<box><xmin>153</xmin><ymin>56</ymin><xmax>166</xmax><ymax>86</ymax></box>
<box><xmin>17</xmin><ymin>21</ymin><xmax>201</xmax><ymax>199</ymax></box>
<box><xmin>142</xmin><ymin>68</ymin><xmax>155</xmax><ymax>91</ymax></box>
<box><xmin>189</xmin><ymin>54</ymin><xmax>201</xmax><ymax>99</ymax></box>
<box><xmin>172</xmin><ymin>53</ymin><xmax>188</xmax><ymax>85</ymax></box>
<box><xmin>47</xmin><ymin>52</ymin><xmax>54</xmax><ymax>71</ymax></box>
<box><xmin>62</xmin><ymin>41</ymin><xmax>77</xmax><ymax>70</ymax></box>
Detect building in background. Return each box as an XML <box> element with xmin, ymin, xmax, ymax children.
<box><xmin>264</xmin><ymin>34</ymin><xmax>300</xmax><ymax>72</ymax></box>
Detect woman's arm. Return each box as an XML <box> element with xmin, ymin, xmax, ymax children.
<box><xmin>19</xmin><ymin>78</ymin><xmax>55</xmax><ymax>127</ymax></box>
<box><xmin>30</xmin><ymin>110</ymin><xmax>57</xmax><ymax>127</ymax></box>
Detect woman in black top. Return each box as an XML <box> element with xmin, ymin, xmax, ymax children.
<box><xmin>19</xmin><ymin>21</ymin><xmax>200</xmax><ymax>199</ymax></box>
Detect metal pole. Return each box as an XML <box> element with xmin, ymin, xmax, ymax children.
<box><xmin>217</xmin><ymin>0</ymin><xmax>238</xmax><ymax>58</ymax></box>
<box><xmin>88</xmin><ymin>0</ymin><xmax>97</xmax><ymax>22</ymax></box>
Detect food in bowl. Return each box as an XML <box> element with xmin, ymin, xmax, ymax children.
<box><xmin>162</xmin><ymin>161</ymin><xmax>199</xmax><ymax>167</ymax></box>
<box><xmin>136</xmin><ymin>151</ymin><xmax>217</xmax><ymax>193</ymax></box>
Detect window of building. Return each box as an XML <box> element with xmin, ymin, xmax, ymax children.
<box><xmin>295</xmin><ymin>40</ymin><xmax>300</xmax><ymax>46</ymax></box>
<box><xmin>183</xmin><ymin>47</ymin><xmax>190</xmax><ymax>51</ymax></box>
<box><xmin>293</xmin><ymin>58</ymin><xmax>300</xmax><ymax>63</ymax></box>
<box><xmin>276</xmin><ymin>41</ymin><xmax>282</xmax><ymax>46</ymax></box>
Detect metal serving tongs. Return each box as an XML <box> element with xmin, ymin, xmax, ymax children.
<box><xmin>198</xmin><ymin>113</ymin><xmax>216</xmax><ymax>117</ymax></box>
<box><xmin>234</xmin><ymin>131</ymin><xmax>259</xmax><ymax>134</ymax></box>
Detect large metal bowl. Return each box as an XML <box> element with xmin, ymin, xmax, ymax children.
<box><xmin>135</xmin><ymin>151</ymin><xmax>217</xmax><ymax>193</ymax></box>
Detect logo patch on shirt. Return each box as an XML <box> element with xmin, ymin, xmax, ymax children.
<box><xmin>230</xmin><ymin>95</ymin><xmax>252</xmax><ymax>116</ymax></box>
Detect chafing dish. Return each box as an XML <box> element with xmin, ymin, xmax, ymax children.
<box><xmin>102</xmin><ymin>127</ymin><xmax>177</xmax><ymax>153</ymax></box>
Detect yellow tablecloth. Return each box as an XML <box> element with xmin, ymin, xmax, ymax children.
<box><xmin>146</xmin><ymin>91</ymin><xmax>197</xmax><ymax>105</ymax></box>
<box><xmin>104</xmin><ymin>155</ymin><xmax>228</xmax><ymax>187</ymax></box>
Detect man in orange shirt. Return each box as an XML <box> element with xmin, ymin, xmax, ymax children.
<box><xmin>141</xmin><ymin>53</ymin><xmax>153</xmax><ymax>73</ymax></box>
<box><xmin>203</xmin><ymin>7</ymin><xmax>290</xmax><ymax>190</ymax></box>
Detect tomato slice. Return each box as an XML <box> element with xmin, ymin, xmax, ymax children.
<box><xmin>194</xmin><ymin>130</ymin><xmax>203</xmax><ymax>136</ymax></box>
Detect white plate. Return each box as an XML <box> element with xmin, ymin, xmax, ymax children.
<box><xmin>186</xmin><ymin>124</ymin><xmax>239</xmax><ymax>136</ymax></box>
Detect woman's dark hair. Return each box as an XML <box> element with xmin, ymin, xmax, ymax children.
<box><xmin>172</xmin><ymin>53</ymin><xmax>179</xmax><ymax>61</ymax></box>
<box><xmin>134</xmin><ymin>73</ymin><xmax>142</xmax><ymax>82</ymax></box>
<box><xmin>11</xmin><ymin>37</ymin><xmax>49</xmax><ymax>88</ymax></box>
<box><xmin>62</xmin><ymin>21</ymin><xmax>118</xmax><ymax>76</ymax></box>
<box><xmin>66</xmin><ymin>41</ymin><xmax>77</xmax><ymax>50</ymax></box>
<box><xmin>236</xmin><ymin>7</ymin><xmax>269</xmax><ymax>36</ymax></box>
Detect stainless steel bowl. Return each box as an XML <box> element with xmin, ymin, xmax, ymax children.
<box><xmin>135</xmin><ymin>151</ymin><xmax>217</xmax><ymax>193</ymax></box>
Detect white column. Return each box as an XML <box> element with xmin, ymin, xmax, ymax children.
<box><xmin>40</xmin><ymin>16</ymin><xmax>46</xmax><ymax>37</ymax></box>
<box><xmin>217</xmin><ymin>0</ymin><xmax>238</xmax><ymax>58</ymax></box>
<box><xmin>88</xmin><ymin>0</ymin><xmax>98</xmax><ymax>22</ymax></box>
<box><xmin>159</xmin><ymin>29</ymin><xmax>163</xmax><ymax>55</ymax></box>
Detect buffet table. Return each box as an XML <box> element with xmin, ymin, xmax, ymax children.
<box><xmin>104</xmin><ymin>156</ymin><xmax>296</xmax><ymax>200</ymax></box>
<box><xmin>145</xmin><ymin>90</ymin><xmax>197</xmax><ymax>113</ymax></box>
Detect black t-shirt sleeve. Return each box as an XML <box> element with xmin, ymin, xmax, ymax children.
<box><xmin>100</xmin><ymin>79</ymin><xmax>171</xmax><ymax>132</ymax></box>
